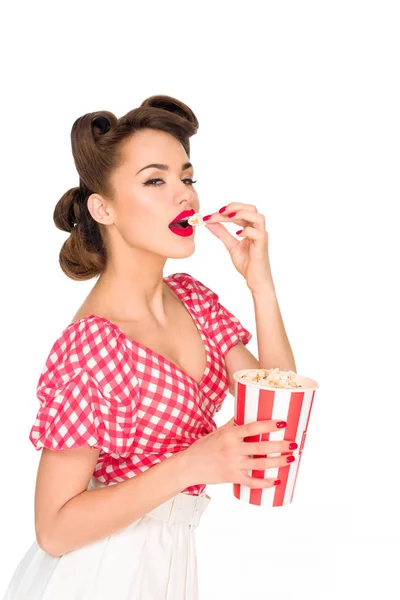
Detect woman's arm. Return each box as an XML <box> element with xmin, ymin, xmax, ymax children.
<box><xmin>224</xmin><ymin>285</ymin><xmax>296</xmax><ymax>393</ymax></box>
<box><xmin>36</xmin><ymin>446</ymin><xmax>191</xmax><ymax>558</ymax></box>
<box><xmin>225</xmin><ymin>342</ymin><xmax>260</xmax><ymax>394</ymax></box>
<box><xmin>251</xmin><ymin>284</ymin><xmax>296</xmax><ymax>372</ymax></box>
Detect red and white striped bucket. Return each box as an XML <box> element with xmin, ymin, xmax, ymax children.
<box><xmin>233</xmin><ymin>369</ymin><xmax>319</xmax><ymax>507</ymax></box>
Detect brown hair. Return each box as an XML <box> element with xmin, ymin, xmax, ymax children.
<box><xmin>53</xmin><ymin>95</ymin><xmax>199</xmax><ymax>281</ymax></box>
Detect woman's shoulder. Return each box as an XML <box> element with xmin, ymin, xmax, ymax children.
<box><xmin>166</xmin><ymin>272</ymin><xmax>252</xmax><ymax>351</ymax></box>
<box><xmin>31</xmin><ymin>315</ymin><xmax>140</xmax><ymax>454</ymax></box>
<box><xmin>40</xmin><ymin>315</ymin><xmax>127</xmax><ymax>386</ymax></box>
<box><xmin>165</xmin><ymin>271</ymin><xmax>219</xmax><ymax>303</ymax></box>
<box><xmin>61</xmin><ymin>314</ymin><xmax>120</xmax><ymax>355</ymax></box>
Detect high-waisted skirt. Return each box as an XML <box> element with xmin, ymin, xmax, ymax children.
<box><xmin>2</xmin><ymin>477</ymin><xmax>211</xmax><ymax>600</ymax></box>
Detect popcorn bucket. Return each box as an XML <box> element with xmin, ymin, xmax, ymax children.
<box><xmin>233</xmin><ymin>369</ymin><xmax>319</xmax><ymax>507</ymax></box>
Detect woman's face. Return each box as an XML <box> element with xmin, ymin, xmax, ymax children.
<box><xmin>97</xmin><ymin>128</ymin><xmax>200</xmax><ymax>259</ymax></box>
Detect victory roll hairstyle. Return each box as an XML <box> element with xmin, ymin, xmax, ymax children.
<box><xmin>53</xmin><ymin>95</ymin><xmax>199</xmax><ymax>281</ymax></box>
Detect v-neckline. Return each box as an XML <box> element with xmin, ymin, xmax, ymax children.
<box><xmin>72</xmin><ymin>276</ymin><xmax>211</xmax><ymax>388</ymax></box>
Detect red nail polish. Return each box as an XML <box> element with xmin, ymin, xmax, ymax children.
<box><xmin>236</xmin><ymin>229</ymin><xmax>243</xmax><ymax>235</ymax></box>
<box><xmin>276</xmin><ymin>421</ymin><xmax>287</xmax><ymax>428</ymax></box>
<box><xmin>289</xmin><ymin>442</ymin><xmax>298</xmax><ymax>450</ymax></box>
<box><xmin>286</xmin><ymin>455</ymin><xmax>295</xmax><ymax>463</ymax></box>
<box><xmin>203</xmin><ymin>214</ymin><xmax>212</xmax><ymax>221</ymax></box>
<box><xmin>218</xmin><ymin>206</ymin><xmax>227</xmax><ymax>213</ymax></box>
<box><xmin>227</xmin><ymin>211</ymin><xmax>237</xmax><ymax>218</ymax></box>
<box><xmin>274</xmin><ymin>480</ymin><xmax>281</xmax><ymax>486</ymax></box>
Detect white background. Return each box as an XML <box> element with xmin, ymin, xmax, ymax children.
<box><xmin>1</xmin><ymin>1</ymin><xmax>399</xmax><ymax>598</ymax></box>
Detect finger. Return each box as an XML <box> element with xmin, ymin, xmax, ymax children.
<box><xmin>204</xmin><ymin>222</ymin><xmax>240</xmax><ymax>253</ymax></box>
<box><xmin>241</xmin><ymin>454</ymin><xmax>295</xmax><ymax>470</ymax></box>
<box><xmin>228</xmin><ymin>210</ymin><xmax>265</xmax><ymax>231</ymax></box>
<box><xmin>203</xmin><ymin>213</ymin><xmax>244</xmax><ymax>225</ymax></box>
<box><xmin>236</xmin><ymin>472</ymin><xmax>279</xmax><ymax>488</ymax></box>
<box><xmin>236</xmin><ymin>226</ymin><xmax>265</xmax><ymax>241</ymax></box>
<box><xmin>235</xmin><ymin>419</ymin><xmax>286</xmax><ymax>438</ymax></box>
<box><xmin>240</xmin><ymin>439</ymin><xmax>296</xmax><ymax>455</ymax></box>
<box><xmin>219</xmin><ymin>203</ymin><xmax>258</xmax><ymax>214</ymax></box>
<box><xmin>205</xmin><ymin>209</ymin><xmax>265</xmax><ymax>230</ymax></box>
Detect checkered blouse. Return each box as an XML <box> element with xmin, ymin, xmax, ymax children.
<box><xmin>29</xmin><ymin>272</ymin><xmax>253</xmax><ymax>496</ymax></box>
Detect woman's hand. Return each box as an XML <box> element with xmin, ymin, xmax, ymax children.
<box><xmin>181</xmin><ymin>417</ymin><xmax>297</xmax><ymax>488</ymax></box>
<box><xmin>202</xmin><ymin>203</ymin><xmax>274</xmax><ymax>294</ymax></box>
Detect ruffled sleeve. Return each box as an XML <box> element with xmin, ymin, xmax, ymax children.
<box><xmin>170</xmin><ymin>272</ymin><xmax>253</xmax><ymax>356</ymax></box>
<box><xmin>29</xmin><ymin>317</ymin><xmax>140</xmax><ymax>455</ymax></box>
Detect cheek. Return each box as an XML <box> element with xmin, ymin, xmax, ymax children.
<box><xmin>117</xmin><ymin>189</ymin><xmax>157</xmax><ymax>224</ymax></box>
<box><xmin>117</xmin><ymin>199</ymin><xmax>167</xmax><ymax>243</ymax></box>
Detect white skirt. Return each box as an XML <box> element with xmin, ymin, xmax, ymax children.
<box><xmin>3</xmin><ymin>477</ymin><xmax>211</xmax><ymax>600</ymax></box>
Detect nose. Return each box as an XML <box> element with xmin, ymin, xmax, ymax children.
<box><xmin>174</xmin><ymin>181</ymin><xmax>197</xmax><ymax>207</ymax></box>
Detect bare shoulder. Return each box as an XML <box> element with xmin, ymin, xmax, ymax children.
<box><xmin>69</xmin><ymin>299</ymin><xmax>102</xmax><ymax>326</ymax></box>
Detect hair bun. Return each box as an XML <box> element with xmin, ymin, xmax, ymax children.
<box><xmin>91</xmin><ymin>115</ymin><xmax>111</xmax><ymax>135</ymax></box>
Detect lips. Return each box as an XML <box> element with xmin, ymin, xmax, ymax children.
<box><xmin>169</xmin><ymin>208</ymin><xmax>195</xmax><ymax>226</ymax></box>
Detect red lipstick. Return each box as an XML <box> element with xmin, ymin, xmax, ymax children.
<box><xmin>169</xmin><ymin>208</ymin><xmax>195</xmax><ymax>237</ymax></box>
<box><xmin>169</xmin><ymin>223</ymin><xmax>194</xmax><ymax>237</ymax></box>
<box><xmin>169</xmin><ymin>209</ymin><xmax>195</xmax><ymax>225</ymax></box>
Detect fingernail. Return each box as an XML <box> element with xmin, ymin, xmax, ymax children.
<box><xmin>274</xmin><ymin>480</ymin><xmax>281</xmax><ymax>486</ymax></box>
<box><xmin>227</xmin><ymin>211</ymin><xmax>237</xmax><ymax>218</ymax></box>
<box><xmin>218</xmin><ymin>206</ymin><xmax>227</xmax><ymax>213</ymax></box>
<box><xmin>276</xmin><ymin>421</ymin><xmax>287</xmax><ymax>428</ymax></box>
<box><xmin>203</xmin><ymin>214</ymin><xmax>212</xmax><ymax>221</ymax></box>
<box><xmin>236</xmin><ymin>229</ymin><xmax>243</xmax><ymax>235</ymax></box>
<box><xmin>289</xmin><ymin>442</ymin><xmax>298</xmax><ymax>450</ymax></box>
<box><xmin>286</xmin><ymin>455</ymin><xmax>295</xmax><ymax>463</ymax></box>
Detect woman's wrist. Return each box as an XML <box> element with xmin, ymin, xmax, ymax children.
<box><xmin>172</xmin><ymin>447</ymin><xmax>197</xmax><ymax>490</ymax></box>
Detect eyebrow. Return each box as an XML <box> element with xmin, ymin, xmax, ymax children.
<box><xmin>136</xmin><ymin>162</ymin><xmax>193</xmax><ymax>175</ymax></box>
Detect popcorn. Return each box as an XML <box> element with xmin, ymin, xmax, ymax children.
<box><xmin>238</xmin><ymin>367</ymin><xmax>304</xmax><ymax>389</ymax></box>
<box><xmin>187</xmin><ymin>213</ymin><xmax>204</xmax><ymax>226</ymax></box>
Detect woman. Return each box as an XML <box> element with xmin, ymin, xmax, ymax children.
<box><xmin>3</xmin><ymin>94</ymin><xmax>297</xmax><ymax>599</ymax></box>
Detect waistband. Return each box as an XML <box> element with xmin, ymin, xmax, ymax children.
<box><xmin>146</xmin><ymin>490</ymin><xmax>211</xmax><ymax>528</ymax></box>
<box><xmin>88</xmin><ymin>477</ymin><xmax>211</xmax><ymax>529</ymax></box>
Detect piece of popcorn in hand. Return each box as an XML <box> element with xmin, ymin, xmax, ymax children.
<box><xmin>187</xmin><ymin>213</ymin><xmax>204</xmax><ymax>226</ymax></box>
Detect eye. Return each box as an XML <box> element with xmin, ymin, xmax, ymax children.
<box><xmin>143</xmin><ymin>178</ymin><xmax>198</xmax><ymax>186</ymax></box>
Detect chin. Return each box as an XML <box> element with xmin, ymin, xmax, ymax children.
<box><xmin>166</xmin><ymin>241</ymin><xmax>196</xmax><ymax>259</ymax></box>
<box><xmin>168</xmin><ymin>247</ymin><xmax>195</xmax><ymax>259</ymax></box>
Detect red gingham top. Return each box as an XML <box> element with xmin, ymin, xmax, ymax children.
<box><xmin>29</xmin><ymin>272</ymin><xmax>253</xmax><ymax>496</ymax></box>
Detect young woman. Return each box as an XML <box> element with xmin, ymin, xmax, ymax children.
<box><xmin>3</xmin><ymin>95</ymin><xmax>297</xmax><ymax>600</ymax></box>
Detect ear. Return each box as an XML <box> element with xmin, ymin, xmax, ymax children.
<box><xmin>87</xmin><ymin>193</ymin><xmax>114</xmax><ymax>226</ymax></box>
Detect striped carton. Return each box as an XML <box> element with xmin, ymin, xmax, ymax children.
<box><xmin>233</xmin><ymin>369</ymin><xmax>319</xmax><ymax>507</ymax></box>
